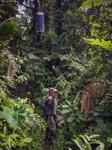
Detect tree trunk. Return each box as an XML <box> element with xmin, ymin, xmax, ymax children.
<box><xmin>54</xmin><ymin>0</ymin><xmax>65</xmax><ymax>36</ymax></box>
<box><xmin>32</xmin><ymin>0</ymin><xmax>38</xmax><ymax>47</ymax></box>
<box><xmin>7</xmin><ymin>50</ymin><xmax>15</xmax><ymax>79</ymax></box>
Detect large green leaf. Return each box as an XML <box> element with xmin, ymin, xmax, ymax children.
<box><xmin>16</xmin><ymin>137</ymin><xmax>32</xmax><ymax>147</ymax></box>
<box><xmin>73</xmin><ymin>134</ymin><xmax>104</xmax><ymax>150</ymax></box>
<box><xmin>67</xmin><ymin>115</ymin><xmax>74</xmax><ymax>123</ymax></box>
<box><xmin>84</xmin><ymin>38</ymin><xmax>112</xmax><ymax>51</ymax></box>
<box><xmin>0</xmin><ymin>106</ymin><xmax>17</xmax><ymax>128</ymax></box>
<box><xmin>61</xmin><ymin>109</ymin><xmax>72</xmax><ymax>114</ymax></box>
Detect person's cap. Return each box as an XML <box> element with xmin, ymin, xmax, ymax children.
<box><xmin>53</xmin><ymin>88</ymin><xmax>58</xmax><ymax>93</ymax></box>
<box><xmin>48</xmin><ymin>88</ymin><xmax>54</xmax><ymax>91</ymax></box>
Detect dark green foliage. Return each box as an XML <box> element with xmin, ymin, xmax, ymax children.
<box><xmin>0</xmin><ymin>86</ymin><xmax>45</xmax><ymax>149</ymax></box>
<box><xmin>0</xmin><ymin>19</ymin><xmax>19</xmax><ymax>41</ymax></box>
<box><xmin>0</xmin><ymin>0</ymin><xmax>112</xmax><ymax>149</ymax></box>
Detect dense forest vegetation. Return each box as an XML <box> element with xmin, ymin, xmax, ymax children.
<box><xmin>0</xmin><ymin>0</ymin><xmax>112</xmax><ymax>149</ymax></box>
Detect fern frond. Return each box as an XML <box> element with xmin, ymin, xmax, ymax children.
<box><xmin>83</xmin><ymin>38</ymin><xmax>112</xmax><ymax>51</ymax></box>
<box><xmin>80</xmin><ymin>0</ymin><xmax>112</xmax><ymax>10</ymax></box>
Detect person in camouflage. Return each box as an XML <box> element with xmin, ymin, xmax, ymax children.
<box><xmin>44</xmin><ymin>88</ymin><xmax>58</xmax><ymax>141</ymax></box>
<box><xmin>44</xmin><ymin>88</ymin><xmax>58</xmax><ymax>122</ymax></box>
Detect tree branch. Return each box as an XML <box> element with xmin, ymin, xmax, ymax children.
<box><xmin>19</xmin><ymin>2</ymin><xmax>34</xmax><ymax>10</ymax></box>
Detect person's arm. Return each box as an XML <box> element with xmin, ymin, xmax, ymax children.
<box><xmin>53</xmin><ymin>98</ymin><xmax>58</xmax><ymax>115</ymax></box>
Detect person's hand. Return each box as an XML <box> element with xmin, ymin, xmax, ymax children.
<box><xmin>48</xmin><ymin>96</ymin><xmax>52</xmax><ymax>100</ymax></box>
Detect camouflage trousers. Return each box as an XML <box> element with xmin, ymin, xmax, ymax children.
<box><xmin>45</xmin><ymin>115</ymin><xmax>56</xmax><ymax>141</ymax></box>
